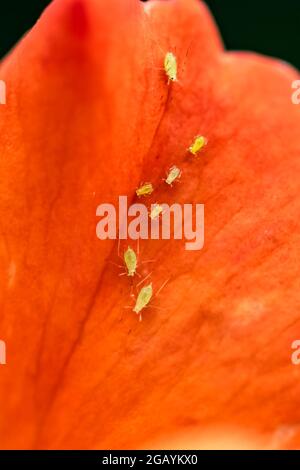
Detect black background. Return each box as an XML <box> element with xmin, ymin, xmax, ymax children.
<box><xmin>0</xmin><ymin>0</ymin><xmax>299</xmax><ymax>70</ymax></box>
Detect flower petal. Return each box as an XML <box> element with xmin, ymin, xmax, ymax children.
<box><xmin>0</xmin><ymin>0</ymin><xmax>170</xmax><ymax>448</ymax></box>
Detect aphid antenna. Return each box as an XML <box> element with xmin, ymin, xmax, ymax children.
<box><xmin>117</xmin><ymin>237</ymin><xmax>139</xmax><ymax>259</ymax></box>
<box><xmin>136</xmin><ymin>271</ymin><xmax>153</xmax><ymax>289</ymax></box>
<box><xmin>120</xmin><ymin>239</ymin><xmax>139</xmax><ymax>256</ymax></box>
<box><xmin>165</xmin><ymin>179</ymin><xmax>182</xmax><ymax>188</ymax></box>
<box><xmin>108</xmin><ymin>260</ymin><xmax>123</xmax><ymax>270</ymax></box>
<box><xmin>139</xmin><ymin>259</ymin><xmax>156</xmax><ymax>266</ymax></box>
<box><xmin>108</xmin><ymin>259</ymin><xmax>140</xmax><ymax>281</ymax></box>
<box><xmin>155</xmin><ymin>278</ymin><xmax>170</xmax><ymax>298</ymax></box>
<box><xmin>136</xmin><ymin>275</ymin><xmax>169</xmax><ymax>298</ymax></box>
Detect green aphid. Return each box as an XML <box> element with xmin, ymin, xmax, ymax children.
<box><xmin>164</xmin><ymin>52</ymin><xmax>177</xmax><ymax>83</ymax></box>
<box><xmin>189</xmin><ymin>135</ymin><xmax>207</xmax><ymax>156</ymax></box>
<box><xmin>123</xmin><ymin>246</ymin><xmax>138</xmax><ymax>277</ymax></box>
<box><xmin>149</xmin><ymin>203</ymin><xmax>163</xmax><ymax>220</ymax></box>
<box><xmin>136</xmin><ymin>182</ymin><xmax>154</xmax><ymax>197</ymax></box>
<box><xmin>133</xmin><ymin>283</ymin><xmax>153</xmax><ymax>321</ymax></box>
<box><xmin>165</xmin><ymin>165</ymin><xmax>181</xmax><ymax>186</ymax></box>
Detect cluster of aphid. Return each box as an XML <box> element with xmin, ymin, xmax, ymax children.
<box><xmin>120</xmin><ymin>52</ymin><xmax>207</xmax><ymax>321</ymax></box>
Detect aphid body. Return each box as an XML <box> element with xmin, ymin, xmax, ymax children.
<box><xmin>189</xmin><ymin>135</ymin><xmax>207</xmax><ymax>156</ymax></box>
<box><xmin>165</xmin><ymin>165</ymin><xmax>181</xmax><ymax>186</ymax></box>
<box><xmin>164</xmin><ymin>52</ymin><xmax>177</xmax><ymax>83</ymax></box>
<box><xmin>150</xmin><ymin>203</ymin><xmax>163</xmax><ymax>220</ymax></box>
<box><xmin>124</xmin><ymin>246</ymin><xmax>138</xmax><ymax>277</ymax></box>
<box><xmin>133</xmin><ymin>283</ymin><xmax>153</xmax><ymax>320</ymax></box>
<box><xmin>136</xmin><ymin>182</ymin><xmax>154</xmax><ymax>197</ymax></box>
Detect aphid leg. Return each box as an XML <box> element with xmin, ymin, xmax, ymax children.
<box><xmin>129</xmin><ymin>278</ymin><xmax>135</xmax><ymax>298</ymax></box>
<box><xmin>135</xmin><ymin>264</ymin><xmax>153</xmax><ymax>281</ymax></box>
<box><xmin>136</xmin><ymin>299</ymin><xmax>166</xmax><ymax>322</ymax></box>
<box><xmin>167</xmin><ymin>178</ymin><xmax>182</xmax><ymax>188</ymax></box>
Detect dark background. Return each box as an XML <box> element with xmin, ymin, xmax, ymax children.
<box><xmin>0</xmin><ymin>0</ymin><xmax>299</xmax><ymax>69</ymax></box>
